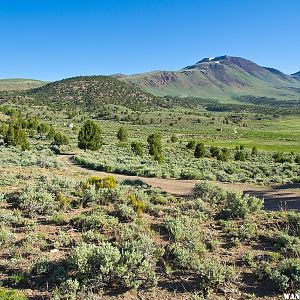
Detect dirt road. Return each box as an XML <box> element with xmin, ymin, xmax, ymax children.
<box><xmin>59</xmin><ymin>155</ymin><xmax>300</xmax><ymax>211</ymax></box>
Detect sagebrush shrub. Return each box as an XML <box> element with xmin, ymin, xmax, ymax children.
<box><xmin>269</xmin><ymin>259</ymin><xmax>300</xmax><ymax>291</ymax></box>
<box><xmin>221</xmin><ymin>191</ymin><xmax>263</xmax><ymax>219</ymax></box>
<box><xmin>193</xmin><ymin>182</ymin><xmax>226</xmax><ymax>204</ymax></box>
<box><xmin>67</xmin><ymin>234</ymin><xmax>163</xmax><ymax>290</ymax></box>
<box><xmin>196</xmin><ymin>261</ymin><xmax>237</xmax><ymax>296</ymax></box>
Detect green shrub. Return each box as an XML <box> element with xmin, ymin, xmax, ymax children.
<box><xmin>53</xmin><ymin>279</ymin><xmax>80</xmax><ymax>300</ymax></box>
<box><xmin>196</xmin><ymin>260</ymin><xmax>237</xmax><ymax>296</ymax></box>
<box><xmin>131</xmin><ymin>141</ymin><xmax>143</xmax><ymax>156</ymax></box>
<box><xmin>15</xmin><ymin>185</ymin><xmax>59</xmax><ymax>216</ymax></box>
<box><xmin>269</xmin><ymin>230</ymin><xmax>300</xmax><ymax>257</ymax></box>
<box><xmin>234</xmin><ymin>151</ymin><xmax>246</xmax><ymax>161</ymax></box>
<box><xmin>186</xmin><ymin>140</ymin><xmax>197</xmax><ymax>149</ymax></box>
<box><xmin>210</xmin><ymin>146</ymin><xmax>220</xmax><ymax>157</ymax></box>
<box><xmin>72</xmin><ymin>208</ymin><xmax>119</xmax><ymax>232</ymax></box>
<box><xmin>170</xmin><ymin>135</ymin><xmax>178</xmax><ymax>143</ymax></box>
<box><xmin>269</xmin><ymin>259</ymin><xmax>300</xmax><ymax>291</ymax></box>
<box><xmin>53</xmin><ymin>132</ymin><xmax>70</xmax><ymax>146</ymax></box>
<box><xmin>164</xmin><ymin>215</ymin><xmax>206</xmax><ymax>268</ymax></box>
<box><xmin>251</xmin><ymin>146</ymin><xmax>258</xmax><ymax>156</ymax></box>
<box><xmin>192</xmin><ymin>182</ymin><xmax>226</xmax><ymax>205</ymax></box>
<box><xmin>4</xmin><ymin>119</ymin><xmax>30</xmax><ymax>150</ymax></box>
<box><xmin>217</xmin><ymin>148</ymin><xmax>230</xmax><ymax>162</ymax></box>
<box><xmin>0</xmin><ymin>288</ymin><xmax>28</xmax><ymax>300</ymax></box>
<box><xmin>68</xmin><ymin>235</ymin><xmax>163</xmax><ymax>290</ymax></box>
<box><xmin>82</xmin><ymin>175</ymin><xmax>117</xmax><ymax>190</ymax></box>
<box><xmin>114</xmin><ymin>202</ymin><xmax>136</xmax><ymax>221</ymax></box>
<box><xmin>220</xmin><ymin>220</ymin><xmax>258</xmax><ymax>244</ymax></box>
<box><xmin>221</xmin><ymin>192</ymin><xmax>263</xmax><ymax>219</ymax></box>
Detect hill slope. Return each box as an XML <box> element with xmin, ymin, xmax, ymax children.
<box><xmin>292</xmin><ymin>71</ymin><xmax>300</xmax><ymax>80</ymax></box>
<box><xmin>0</xmin><ymin>78</ymin><xmax>46</xmax><ymax>91</ymax></box>
<box><xmin>122</xmin><ymin>56</ymin><xmax>300</xmax><ymax>101</ymax></box>
<box><xmin>24</xmin><ymin>76</ymin><xmax>164</xmax><ymax>109</ymax></box>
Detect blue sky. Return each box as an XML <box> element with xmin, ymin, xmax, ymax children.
<box><xmin>1</xmin><ymin>0</ymin><xmax>299</xmax><ymax>81</ymax></box>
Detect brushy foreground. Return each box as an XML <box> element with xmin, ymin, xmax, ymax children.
<box><xmin>0</xmin><ymin>174</ymin><xmax>299</xmax><ymax>300</ymax></box>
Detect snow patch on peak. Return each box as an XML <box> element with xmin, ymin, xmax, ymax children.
<box><xmin>209</xmin><ymin>57</ymin><xmax>215</xmax><ymax>61</ymax></box>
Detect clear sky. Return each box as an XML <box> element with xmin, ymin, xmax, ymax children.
<box><xmin>1</xmin><ymin>0</ymin><xmax>299</xmax><ymax>81</ymax></box>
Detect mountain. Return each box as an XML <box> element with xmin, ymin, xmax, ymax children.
<box><xmin>0</xmin><ymin>78</ymin><xmax>46</xmax><ymax>91</ymax></box>
<box><xmin>121</xmin><ymin>56</ymin><xmax>300</xmax><ymax>101</ymax></box>
<box><xmin>291</xmin><ymin>71</ymin><xmax>300</xmax><ymax>80</ymax></box>
<box><xmin>22</xmin><ymin>75</ymin><xmax>164</xmax><ymax>109</ymax></box>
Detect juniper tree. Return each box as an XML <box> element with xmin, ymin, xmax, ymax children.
<box><xmin>78</xmin><ymin>120</ymin><xmax>102</xmax><ymax>151</ymax></box>
<box><xmin>131</xmin><ymin>142</ymin><xmax>143</xmax><ymax>156</ymax></box>
<box><xmin>147</xmin><ymin>133</ymin><xmax>163</xmax><ymax>162</ymax></box>
<box><xmin>4</xmin><ymin>120</ymin><xmax>30</xmax><ymax>150</ymax></box>
<box><xmin>194</xmin><ymin>143</ymin><xmax>205</xmax><ymax>158</ymax></box>
<box><xmin>117</xmin><ymin>127</ymin><xmax>128</xmax><ymax>142</ymax></box>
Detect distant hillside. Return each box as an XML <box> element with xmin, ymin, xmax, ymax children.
<box><xmin>24</xmin><ymin>76</ymin><xmax>164</xmax><ymax>109</ymax></box>
<box><xmin>121</xmin><ymin>56</ymin><xmax>300</xmax><ymax>102</ymax></box>
<box><xmin>0</xmin><ymin>78</ymin><xmax>46</xmax><ymax>91</ymax></box>
<box><xmin>292</xmin><ymin>71</ymin><xmax>300</xmax><ymax>80</ymax></box>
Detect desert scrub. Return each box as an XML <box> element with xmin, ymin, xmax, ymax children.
<box><xmin>71</xmin><ymin>208</ymin><xmax>119</xmax><ymax>232</ymax></box>
<box><xmin>196</xmin><ymin>260</ymin><xmax>237</xmax><ymax>296</ymax></box>
<box><xmin>80</xmin><ymin>177</ymin><xmax>122</xmax><ymax>206</ymax></box>
<box><xmin>0</xmin><ymin>228</ymin><xmax>13</xmax><ymax>248</ymax></box>
<box><xmin>67</xmin><ymin>233</ymin><xmax>164</xmax><ymax>290</ymax></box>
<box><xmin>8</xmin><ymin>176</ymin><xmax>78</xmax><ymax>216</ymax></box>
<box><xmin>0</xmin><ymin>209</ymin><xmax>36</xmax><ymax>229</ymax></box>
<box><xmin>74</xmin><ymin>143</ymin><xmax>300</xmax><ymax>184</ymax></box>
<box><xmin>269</xmin><ymin>259</ymin><xmax>300</xmax><ymax>291</ymax></box>
<box><xmin>219</xmin><ymin>219</ymin><xmax>258</xmax><ymax>245</ymax></box>
<box><xmin>114</xmin><ymin>202</ymin><xmax>137</xmax><ymax>221</ymax></box>
<box><xmin>254</xmin><ymin>258</ymin><xmax>300</xmax><ymax>292</ymax></box>
<box><xmin>266</xmin><ymin>230</ymin><xmax>300</xmax><ymax>257</ymax></box>
<box><xmin>0</xmin><ymin>146</ymin><xmax>61</xmax><ymax>168</ymax></box>
<box><xmin>193</xmin><ymin>182</ymin><xmax>226</xmax><ymax>205</ymax></box>
<box><xmin>193</xmin><ymin>182</ymin><xmax>263</xmax><ymax>219</ymax></box>
<box><xmin>221</xmin><ymin>191</ymin><xmax>263</xmax><ymax>219</ymax></box>
<box><xmin>163</xmin><ymin>215</ymin><xmax>207</xmax><ymax>268</ymax></box>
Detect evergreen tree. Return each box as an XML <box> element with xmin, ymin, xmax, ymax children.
<box><xmin>147</xmin><ymin>133</ymin><xmax>163</xmax><ymax>162</ymax></box>
<box><xmin>235</xmin><ymin>151</ymin><xmax>246</xmax><ymax>161</ymax></box>
<box><xmin>186</xmin><ymin>140</ymin><xmax>197</xmax><ymax>149</ymax></box>
<box><xmin>117</xmin><ymin>127</ymin><xmax>128</xmax><ymax>142</ymax></box>
<box><xmin>47</xmin><ymin>126</ymin><xmax>56</xmax><ymax>140</ymax></box>
<box><xmin>210</xmin><ymin>146</ymin><xmax>220</xmax><ymax>158</ymax></box>
<box><xmin>171</xmin><ymin>135</ymin><xmax>178</xmax><ymax>143</ymax></box>
<box><xmin>251</xmin><ymin>146</ymin><xmax>258</xmax><ymax>156</ymax></box>
<box><xmin>0</xmin><ymin>123</ymin><xmax>8</xmax><ymax>137</ymax></box>
<box><xmin>37</xmin><ymin>123</ymin><xmax>50</xmax><ymax>134</ymax></box>
<box><xmin>4</xmin><ymin>120</ymin><xmax>30</xmax><ymax>150</ymax></box>
<box><xmin>78</xmin><ymin>120</ymin><xmax>102</xmax><ymax>151</ymax></box>
<box><xmin>194</xmin><ymin>143</ymin><xmax>205</xmax><ymax>158</ymax></box>
<box><xmin>131</xmin><ymin>142</ymin><xmax>143</xmax><ymax>156</ymax></box>
<box><xmin>217</xmin><ymin>148</ymin><xmax>230</xmax><ymax>162</ymax></box>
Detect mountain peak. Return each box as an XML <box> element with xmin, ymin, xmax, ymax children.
<box><xmin>196</xmin><ymin>55</ymin><xmax>229</xmax><ymax>64</ymax></box>
<box><xmin>183</xmin><ymin>55</ymin><xmax>258</xmax><ymax>71</ymax></box>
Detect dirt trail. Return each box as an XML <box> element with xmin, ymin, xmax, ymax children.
<box><xmin>58</xmin><ymin>154</ymin><xmax>300</xmax><ymax>211</ymax></box>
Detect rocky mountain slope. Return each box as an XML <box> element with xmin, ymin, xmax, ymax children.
<box><xmin>121</xmin><ymin>56</ymin><xmax>300</xmax><ymax>101</ymax></box>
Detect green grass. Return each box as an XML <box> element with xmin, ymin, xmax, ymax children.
<box><xmin>0</xmin><ymin>78</ymin><xmax>46</xmax><ymax>91</ymax></box>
